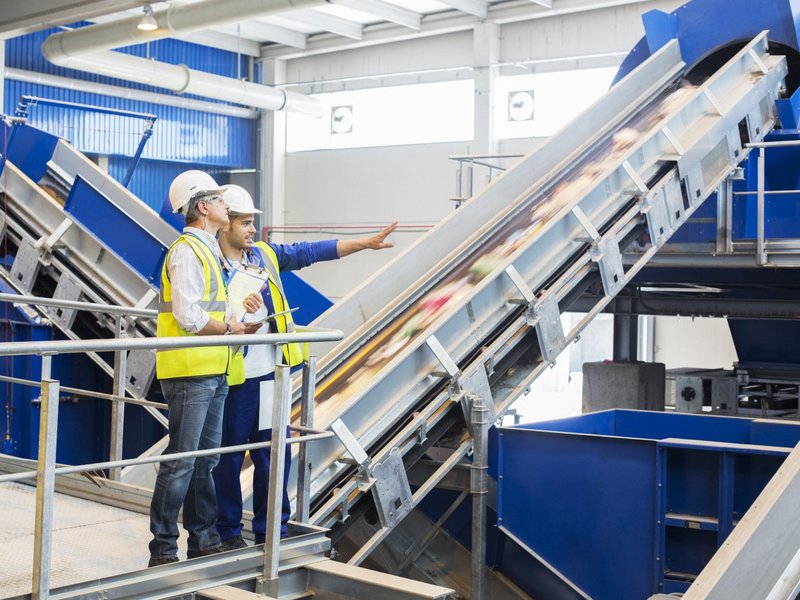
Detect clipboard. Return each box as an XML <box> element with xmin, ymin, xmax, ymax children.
<box><xmin>227</xmin><ymin>267</ymin><xmax>268</xmax><ymax>321</ymax></box>
<box><xmin>256</xmin><ymin>306</ymin><xmax>299</xmax><ymax>324</ymax></box>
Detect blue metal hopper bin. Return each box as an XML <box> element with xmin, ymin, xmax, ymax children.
<box><xmin>496</xmin><ymin>409</ymin><xmax>800</xmax><ymax>599</ymax></box>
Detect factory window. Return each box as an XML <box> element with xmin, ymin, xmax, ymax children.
<box><xmin>496</xmin><ymin>67</ymin><xmax>618</xmax><ymax>139</ymax></box>
<box><xmin>286</xmin><ymin>79</ymin><xmax>474</xmax><ymax>151</ymax></box>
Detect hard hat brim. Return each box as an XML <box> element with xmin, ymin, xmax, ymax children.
<box><xmin>229</xmin><ymin>208</ymin><xmax>263</xmax><ymax>216</ymax></box>
<box><xmin>172</xmin><ymin>187</ymin><xmax>228</xmax><ymax>213</ymax></box>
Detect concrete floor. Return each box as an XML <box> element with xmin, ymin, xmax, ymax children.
<box><xmin>0</xmin><ymin>482</ymin><xmax>187</xmax><ymax>598</ymax></box>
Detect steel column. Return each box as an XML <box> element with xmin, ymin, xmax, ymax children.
<box><xmin>262</xmin><ymin>362</ymin><xmax>291</xmax><ymax>597</ymax></box>
<box><xmin>757</xmin><ymin>147</ymin><xmax>767</xmax><ymax>265</ymax></box>
<box><xmin>613</xmin><ymin>296</ymin><xmax>638</xmax><ymax>362</ymax></box>
<box><xmin>297</xmin><ymin>356</ymin><xmax>316</xmax><ymax>524</ymax></box>
<box><xmin>109</xmin><ymin>318</ymin><xmax>127</xmax><ymax>481</ymax></box>
<box><xmin>470</xmin><ymin>394</ymin><xmax>489</xmax><ymax>600</ymax></box>
<box><xmin>716</xmin><ymin>178</ymin><xmax>734</xmax><ymax>255</ymax></box>
<box><xmin>32</xmin><ymin>354</ymin><xmax>57</xmax><ymax>600</ymax></box>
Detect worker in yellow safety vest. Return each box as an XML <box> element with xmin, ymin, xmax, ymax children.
<box><xmin>215</xmin><ymin>184</ymin><xmax>397</xmax><ymax>548</ymax></box>
<box><xmin>148</xmin><ymin>170</ymin><xmax>262</xmax><ymax>568</ymax></box>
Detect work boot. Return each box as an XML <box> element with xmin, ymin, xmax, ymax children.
<box><xmin>221</xmin><ymin>535</ymin><xmax>248</xmax><ymax>551</ymax></box>
<box><xmin>148</xmin><ymin>555</ymin><xmax>179</xmax><ymax>568</ymax></box>
<box><xmin>186</xmin><ymin>546</ymin><xmax>223</xmax><ymax>559</ymax></box>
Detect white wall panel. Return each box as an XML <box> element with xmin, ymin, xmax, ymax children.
<box><xmin>499</xmin><ymin>0</ymin><xmax>683</xmax><ymax>69</ymax></box>
<box><xmin>279</xmin><ymin>0</ymin><xmax>687</xmax><ymax>300</ymax></box>
<box><xmin>654</xmin><ymin>316</ymin><xmax>739</xmax><ymax>369</ymax></box>
<box><xmin>282</xmin><ymin>141</ymin><xmax>471</xmax><ymax>299</ymax></box>
<box><xmin>286</xmin><ymin>31</ymin><xmax>473</xmax><ymax>91</ymax></box>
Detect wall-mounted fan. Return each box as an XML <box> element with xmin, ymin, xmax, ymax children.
<box><xmin>508</xmin><ymin>90</ymin><xmax>535</xmax><ymax>122</ymax></box>
<box><xmin>330</xmin><ymin>105</ymin><xmax>354</xmax><ymax>134</ymax></box>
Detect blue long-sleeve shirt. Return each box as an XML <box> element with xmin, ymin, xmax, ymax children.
<box><xmin>237</xmin><ymin>239</ymin><xmax>339</xmax><ymax>378</ymax></box>
<box><xmin>267</xmin><ymin>239</ymin><xmax>339</xmax><ymax>272</ymax></box>
<box><xmin>240</xmin><ymin>239</ymin><xmax>338</xmax><ymax>323</ymax></box>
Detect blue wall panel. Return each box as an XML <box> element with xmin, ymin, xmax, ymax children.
<box><xmin>108</xmin><ymin>157</ymin><xmax>232</xmax><ymax>213</ymax></box>
<box><xmin>4</xmin><ymin>25</ymin><xmax>256</xmax><ymax>168</ymax></box>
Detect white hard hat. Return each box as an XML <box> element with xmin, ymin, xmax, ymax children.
<box><xmin>221</xmin><ymin>184</ymin><xmax>262</xmax><ymax>215</ymax></box>
<box><xmin>168</xmin><ymin>170</ymin><xmax>226</xmax><ymax>213</ymax></box>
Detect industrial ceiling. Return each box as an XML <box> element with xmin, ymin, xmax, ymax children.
<box><xmin>0</xmin><ymin>0</ymin><xmax>657</xmax><ymax>60</ymax></box>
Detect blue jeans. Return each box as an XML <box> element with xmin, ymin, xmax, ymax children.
<box><xmin>213</xmin><ymin>374</ymin><xmax>291</xmax><ymax>542</ymax></box>
<box><xmin>149</xmin><ymin>374</ymin><xmax>228</xmax><ymax>559</ymax></box>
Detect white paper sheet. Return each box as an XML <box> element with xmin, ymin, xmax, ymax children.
<box><xmin>258</xmin><ymin>379</ymin><xmax>275</xmax><ymax>431</ymax></box>
<box><xmin>227</xmin><ymin>267</ymin><xmax>268</xmax><ymax>321</ymax></box>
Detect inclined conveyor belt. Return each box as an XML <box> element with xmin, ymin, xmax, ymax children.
<box><xmin>0</xmin><ymin>29</ymin><xmax>788</xmax><ymax>562</ymax></box>
<box><xmin>293</xmin><ymin>33</ymin><xmax>788</xmax><ymax>537</ymax></box>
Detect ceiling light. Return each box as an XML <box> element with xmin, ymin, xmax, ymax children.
<box><xmin>137</xmin><ymin>5</ymin><xmax>158</xmax><ymax>31</ymax></box>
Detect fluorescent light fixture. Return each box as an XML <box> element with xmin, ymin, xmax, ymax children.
<box><xmin>137</xmin><ymin>5</ymin><xmax>158</xmax><ymax>31</ymax></box>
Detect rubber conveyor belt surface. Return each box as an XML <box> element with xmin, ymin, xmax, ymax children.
<box><xmin>294</xmin><ymin>34</ymin><xmax>787</xmax><ymax>533</ymax></box>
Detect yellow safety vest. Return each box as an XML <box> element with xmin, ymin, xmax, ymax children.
<box><xmin>253</xmin><ymin>242</ymin><xmax>305</xmax><ymax>367</ymax></box>
<box><xmin>156</xmin><ymin>234</ymin><xmax>232</xmax><ymax>380</ymax></box>
<box><xmin>226</xmin><ymin>242</ymin><xmax>306</xmax><ymax>385</ymax></box>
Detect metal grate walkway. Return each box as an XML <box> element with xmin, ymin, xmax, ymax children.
<box><xmin>0</xmin><ymin>482</ymin><xmax>183</xmax><ymax>598</ymax></box>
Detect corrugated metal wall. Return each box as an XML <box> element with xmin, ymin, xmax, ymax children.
<box><xmin>109</xmin><ymin>157</ymin><xmax>232</xmax><ymax>213</ymax></box>
<box><xmin>4</xmin><ymin>23</ymin><xmax>256</xmax><ymax>210</ymax></box>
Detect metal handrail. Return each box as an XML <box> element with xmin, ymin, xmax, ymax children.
<box><xmin>449</xmin><ymin>153</ymin><xmax>524</xmax><ymax>207</ymax></box>
<box><xmin>0</xmin><ymin>373</ymin><xmax>167</xmax><ymax>409</ymax></box>
<box><xmin>733</xmin><ymin>189</ymin><xmax>800</xmax><ymax>196</ymax></box>
<box><xmin>0</xmin><ymin>292</ymin><xmax>157</xmax><ymax>319</ymax></box>
<box><xmin>3</xmin><ymin>331</ymin><xmax>339</xmax><ymax>600</ymax></box>
<box><xmin>0</xmin><ymin>329</ymin><xmax>342</xmax><ymax>356</ymax></box>
<box><xmin>744</xmin><ymin>140</ymin><xmax>800</xmax><ymax>265</ymax></box>
<box><xmin>14</xmin><ymin>95</ymin><xmax>157</xmax><ymax>188</ymax></box>
<box><xmin>746</xmin><ymin>140</ymin><xmax>800</xmax><ymax>148</ymax></box>
<box><xmin>0</xmin><ymin>432</ymin><xmax>335</xmax><ymax>484</ymax></box>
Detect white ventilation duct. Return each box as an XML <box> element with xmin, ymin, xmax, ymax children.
<box><xmin>6</xmin><ymin>68</ymin><xmax>258</xmax><ymax>119</ymax></box>
<box><xmin>41</xmin><ymin>0</ymin><xmax>332</xmax><ymax>115</ymax></box>
<box><xmin>43</xmin><ymin>48</ymin><xmax>322</xmax><ymax>115</ymax></box>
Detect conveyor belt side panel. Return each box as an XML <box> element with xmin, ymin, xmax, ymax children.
<box><xmin>64</xmin><ymin>176</ymin><xmax>167</xmax><ymax>285</ymax></box>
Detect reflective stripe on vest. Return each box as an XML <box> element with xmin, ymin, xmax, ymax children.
<box><xmin>156</xmin><ymin>234</ymin><xmax>231</xmax><ymax>380</ymax></box>
<box><xmin>253</xmin><ymin>242</ymin><xmax>304</xmax><ymax>367</ymax></box>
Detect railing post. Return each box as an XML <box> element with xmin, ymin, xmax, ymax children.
<box><xmin>32</xmin><ymin>353</ymin><xmax>58</xmax><ymax>600</ymax></box>
<box><xmin>296</xmin><ymin>356</ymin><xmax>316</xmax><ymax>523</ymax></box>
<box><xmin>716</xmin><ymin>178</ymin><xmax>734</xmax><ymax>255</ymax></box>
<box><xmin>262</xmin><ymin>361</ymin><xmax>291</xmax><ymax>597</ymax></box>
<box><xmin>455</xmin><ymin>159</ymin><xmax>463</xmax><ymax>201</ymax></box>
<box><xmin>470</xmin><ymin>393</ymin><xmax>489</xmax><ymax>600</ymax></box>
<box><xmin>109</xmin><ymin>317</ymin><xmax>127</xmax><ymax>481</ymax></box>
<box><xmin>757</xmin><ymin>146</ymin><xmax>767</xmax><ymax>265</ymax></box>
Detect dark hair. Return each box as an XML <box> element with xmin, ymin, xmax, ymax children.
<box><xmin>183</xmin><ymin>196</ymin><xmax>204</xmax><ymax>225</ymax></box>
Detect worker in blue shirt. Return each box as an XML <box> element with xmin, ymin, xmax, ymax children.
<box><xmin>215</xmin><ymin>184</ymin><xmax>396</xmax><ymax>549</ymax></box>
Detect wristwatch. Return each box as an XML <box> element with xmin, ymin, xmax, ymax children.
<box><xmin>224</xmin><ymin>322</ymin><xmax>232</xmax><ymax>335</ymax></box>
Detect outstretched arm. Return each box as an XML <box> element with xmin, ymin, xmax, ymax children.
<box><xmin>336</xmin><ymin>222</ymin><xmax>398</xmax><ymax>258</ymax></box>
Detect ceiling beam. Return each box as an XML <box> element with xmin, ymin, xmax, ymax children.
<box><xmin>173</xmin><ymin>30</ymin><xmax>262</xmax><ymax>57</ymax></box>
<box><xmin>436</xmin><ymin>0</ymin><xmax>489</xmax><ymax>19</ymax></box>
<box><xmin>287</xmin><ymin>10</ymin><xmax>364</xmax><ymax>40</ymax></box>
<box><xmin>338</xmin><ymin>0</ymin><xmax>422</xmax><ymax>30</ymax></box>
<box><xmin>0</xmin><ymin>0</ymin><xmax>141</xmax><ymax>38</ymax></box>
<box><xmin>261</xmin><ymin>0</ymin><xmax>654</xmax><ymax>59</ymax></box>
<box><xmin>88</xmin><ymin>12</ymin><xmax>265</xmax><ymax>56</ymax></box>
<box><xmin>222</xmin><ymin>22</ymin><xmax>308</xmax><ymax>50</ymax></box>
